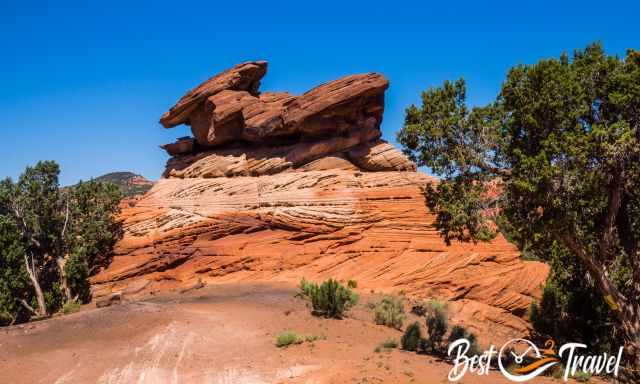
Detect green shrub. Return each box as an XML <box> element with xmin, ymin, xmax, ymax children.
<box><xmin>418</xmin><ymin>337</ymin><xmax>430</xmax><ymax>352</ymax></box>
<box><xmin>529</xmin><ymin>248</ymin><xmax>626</xmax><ymax>357</ymax></box>
<box><xmin>299</xmin><ymin>278</ymin><xmax>358</xmax><ymax>318</ymax></box>
<box><xmin>572</xmin><ymin>370</ymin><xmax>591</xmax><ymax>382</ymax></box>
<box><xmin>379</xmin><ymin>339</ymin><xmax>398</xmax><ymax>349</ymax></box>
<box><xmin>410</xmin><ymin>303</ymin><xmax>427</xmax><ymax>317</ymax></box>
<box><xmin>299</xmin><ymin>278</ymin><xmax>314</xmax><ymax>297</ymax></box>
<box><xmin>0</xmin><ymin>311</ymin><xmax>14</xmax><ymax>326</ymax></box>
<box><xmin>62</xmin><ymin>300</ymin><xmax>82</xmax><ymax>315</ymax></box>
<box><xmin>424</xmin><ymin>299</ymin><xmax>448</xmax><ymax>352</ymax></box>
<box><xmin>347</xmin><ymin>279</ymin><xmax>358</xmax><ymax>289</ymax></box>
<box><xmin>447</xmin><ymin>325</ymin><xmax>480</xmax><ymax>356</ymax></box>
<box><xmin>304</xmin><ymin>334</ymin><xmax>326</xmax><ymax>342</ymax></box>
<box><xmin>275</xmin><ymin>331</ymin><xmax>302</xmax><ymax>347</ymax></box>
<box><xmin>425</xmin><ymin>298</ymin><xmax>447</xmax><ymax>313</ymax></box>
<box><xmin>374</xmin><ymin>295</ymin><xmax>406</xmax><ymax>329</ymax></box>
<box><xmin>64</xmin><ymin>251</ymin><xmax>91</xmax><ymax>302</ymax></box>
<box><xmin>401</xmin><ymin>321</ymin><xmax>422</xmax><ymax>351</ymax></box>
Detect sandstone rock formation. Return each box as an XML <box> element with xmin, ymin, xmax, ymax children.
<box><xmin>93</xmin><ymin>61</ymin><xmax>548</xmax><ymax>342</ymax></box>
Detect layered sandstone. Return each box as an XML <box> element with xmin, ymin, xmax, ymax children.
<box><xmin>93</xmin><ymin>61</ymin><xmax>548</xmax><ymax>341</ymax></box>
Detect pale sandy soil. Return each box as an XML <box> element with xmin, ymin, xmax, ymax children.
<box><xmin>0</xmin><ymin>282</ymin><xmax>591</xmax><ymax>384</ymax></box>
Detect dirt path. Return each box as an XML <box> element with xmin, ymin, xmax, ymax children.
<box><xmin>1</xmin><ymin>282</ymin><xmax>567</xmax><ymax>383</ymax></box>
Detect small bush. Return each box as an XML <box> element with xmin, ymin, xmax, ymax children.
<box><xmin>401</xmin><ymin>321</ymin><xmax>422</xmax><ymax>351</ymax></box>
<box><xmin>304</xmin><ymin>334</ymin><xmax>326</xmax><ymax>342</ymax></box>
<box><xmin>380</xmin><ymin>339</ymin><xmax>398</xmax><ymax>349</ymax></box>
<box><xmin>425</xmin><ymin>298</ymin><xmax>447</xmax><ymax>313</ymax></box>
<box><xmin>447</xmin><ymin>325</ymin><xmax>480</xmax><ymax>356</ymax></box>
<box><xmin>551</xmin><ymin>365</ymin><xmax>563</xmax><ymax>379</ymax></box>
<box><xmin>62</xmin><ymin>300</ymin><xmax>82</xmax><ymax>315</ymax></box>
<box><xmin>572</xmin><ymin>370</ymin><xmax>591</xmax><ymax>382</ymax></box>
<box><xmin>275</xmin><ymin>331</ymin><xmax>302</xmax><ymax>347</ymax></box>
<box><xmin>0</xmin><ymin>311</ymin><xmax>14</xmax><ymax>326</ymax></box>
<box><xmin>424</xmin><ymin>299</ymin><xmax>448</xmax><ymax>352</ymax></box>
<box><xmin>299</xmin><ymin>278</ymin><xmax>358</xmax><ymax>318</ymax></box>
<box><xmin>347</xmin><ymin>279</ymin><xmax>358</xmax><ymax>289</ymax></box>
<box><xmin>374</xmin><ymin>296</ymin><xmax>406</xmax><ymax>329</ymax></box>
<box><xmin>411</xmin><ymin>304</ymin><xmax>426</xmax><ymax>317</ymax></box>
<box><xmin>418</xmin><ymin>337</ymin><xmax>430</xmax><ymax>352</ymax></box>
<box><xmin>299</xmin><ymin>278</ymin><xmax>314</xmax><ymax>297</ymax></box>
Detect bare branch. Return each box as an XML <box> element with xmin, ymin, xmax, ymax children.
<box><xmin>23</xmin><ymin>254</ymin><xmax>35</xmax><ymax>280</ymax></box>
<box><xmin>474</xmin><ymin>159</ymin><xmax>511</xmax><ymax>178</ymax></box>
<box><xmin>61</xmin><ymin>198</ymin><xmax>70</xmax><ymax>239</ymax></box>
<box><xmin>11</xmin><ymin>198</ymin><xmax>42</xmax><ymax>249</ymax></box>
<box><xmin>19</xmin><ymin>299</ymin><xmax>36</xmax><ymax>315</ymax></box>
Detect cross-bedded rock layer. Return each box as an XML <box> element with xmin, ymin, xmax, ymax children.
<box><xmin>93</xmin><ymin>61</ymin><xmax>548</xmax><ymax>340</ymax></box>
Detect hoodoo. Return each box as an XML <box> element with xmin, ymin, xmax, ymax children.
<box><xmin>92</xmin><ymin>61</ymin><xmax>548</xmax><ymax>341</ymax></box>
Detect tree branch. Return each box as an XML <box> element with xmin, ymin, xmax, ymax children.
<box><xmin>616</xmin><ymin>194</ymin><xmax>640</xmax><ymax>298</ymax></box>
<box><xmin>19</xmin><ymin>299</ymin><xmax>36</xmax><ymax>315</ymax></box>
<box><xmin>23</xmin><ymin>253</ymin><xmax>36</xmax><ymax>281</ymax></box>
<box><xmin>600</xmin><ymin>167</ymin><xmax>624</xmax><ymax>258</ymax></box>
<box><xmin>558</xmin><ymin>232</ymin><xmax>628</xmax><ymax>315</ymax></box>
<box><xmin>473</xmin><ymin>159</ymin><xmax>511</xmax><ymax>178</ymax></box>
<box><xmin>61</xmin><ymin>198</ymin><xmax>70</xmax><ymax>239</ymax></box>
<box><xmin>11</xmin><ymin>199</ymin><xmax>43</xmax><ymax>249</ymax></box>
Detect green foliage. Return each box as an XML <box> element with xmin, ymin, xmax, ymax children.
<box><xmin>347</xmin><ymin>279</ymin><xmax>358</xmax><ymax>289</ymax></box>
<box><xmin>423</xmin><ymin>299</ymin><xmax>447</xmax><ymax>319</ymax></box>
<box><xmin>374</xmin><ymin>295</ymin><xmax>406</xmax><ymax>329</ymax></box>
<box><xmin>448</xmin><ymin>325</ymin><xmax>481</xmax><ymax>356</ymax></box>
<box><xmin>401</xmin><ymin>321</ymin><xmax>422</xmax><ymax>352</ymax></box>
<box><xmin>529</xmin><ymin>243</ymin><xmax>626</xmax><ymax>355</ymax></box>
<box><xmin>397</xmin><ymin>42</ymin><xmax>640</xmax><ymax>374</ymax></box>
<box><xmin>64</xmin><ymin>252</ymin><xmax>90</xmax><ymax>302</ymax></box>
<box><xmin>0</xmin><ymin>216</ymin><xmax>30</xmax><ymax>325</ymax></box>
<box><xmin>0</xmin><ymin>161</ymin><xmax>123</xmax><ymax>324</ymax></box>
<box><xmin>299</xmin><ymin>277</ymin><xmax>314</xmax><ymax>297</ymax></box>
<box><xmin>383</xmin><ymin>339</ymin><xmax>398</xmax><ymax>348</ymax></box>
<box><xmin>304</xmin><ymin>334</ymin><xmax>325</xmax><ymax>343</ymax></box>
<box><xmin>64</xmin><ymin>180</ymin><xmax>123</xmax><ymax>272</ymax></box>
<box><xmin>410</xmin><ymin>303</ymin><xmax>426</xmax><ymax>317</ymax></box>
<box><xmin>423</xmin><ymin>178</ymin><xmax>497</xmax><ymax>245</ymax></box>
<box><xmin>275</xmin><ymin>331</ymin><xmax>302</xmax><ymax>347</ymax></box>
<box><xmin>374</xmin><ymin>339</ymin><xmax>398</xmax><ymax>352</ymax></box>
<box><xmin>572</xmin><ymin>370</ymin><xmax>592</xmax><ymax>382</ymax></box>
<box><xmin>61</xmin><ymin>300</ymin><xmax>81</xmax><ymax>315</ymax></box>
<box><xmin>298</xmin><ymin>278</ymin><xmax>358</xmax><ymax>318</ymax></box>
<box><xmin>424</xmin><ymin>300</ymin><xmax>448</xmax><ymax>352</ymax></box>
<box><xmin>61</xmin><ymin>180</ymin><xmax>123</xmax><ymax>301</ymax></box>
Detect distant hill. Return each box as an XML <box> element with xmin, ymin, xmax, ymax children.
<box><xmin>94</xmin><ymin>172</ymin><xmax>154</xmax><ymax>197</ymax></box>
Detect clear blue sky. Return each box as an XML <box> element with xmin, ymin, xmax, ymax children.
<box><xmin>1</xmin><ymin>0</ymin><xmax>638</xmax><ymax>185</ymax></box>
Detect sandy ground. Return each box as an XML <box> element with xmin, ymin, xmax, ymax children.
<box><xmin>1</xmin><ymin>282</ymin><xmax>580</xmax><ymax>384</ymax></box>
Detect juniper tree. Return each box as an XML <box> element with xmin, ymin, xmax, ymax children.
<box><xmin>0</xmin><ymin>161</ymin><xmax>122</xmax><ymax>322</ymax></box>
<box><xmin>398</xmin><ymin>43</ymin><xmax>640</xmax><ymax>381</ymax></box>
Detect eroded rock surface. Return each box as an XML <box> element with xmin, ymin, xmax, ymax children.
<box><xmin>93</xmin><ymin>61</ymin><xmax>548</xmax><ymax>340</ymax></box>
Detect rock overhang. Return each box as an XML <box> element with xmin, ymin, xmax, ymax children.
<box><xmin>158</xmin><ymin>60</ymin><xmax>412</xmax><ymax>177</ymax></box>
